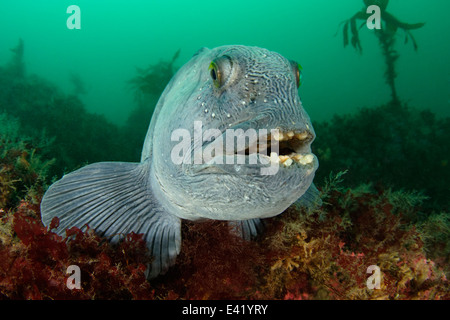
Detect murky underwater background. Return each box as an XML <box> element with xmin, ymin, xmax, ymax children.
<box><xmin>0</xmin><ymin>0</ymin><xmax>449</xmax><ymax>124</ymax></box>
<box><xmin>0</xmin><ymin>0</ymin><xmax>449</xmax><ymax>300</ymax></box>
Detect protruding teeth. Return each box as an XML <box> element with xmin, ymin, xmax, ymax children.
<box><xmin>270</xmin><ymin>130</ymin><xmax>310</xmax><ymax>142</ymax></box>
<box><xmin>283</xmin><ymin>158</ymin><xmax>293</xmax><ymax>167</ymax></box>
<box><xmin>273</xmin><ymin>153</ymin><xmax>315</xmax><ymax>167</ymax></box>
<box><xmin>279</xmin><ymin>155</ymin><xmax>290</xmax><ymax>163</ymax></box>
<box><xmin>272</xmin><ymin>131</ymin><xmax>284</xmax><ymax>141</ymax></box>
<box><xmin>289</xmin><ymin>154</ymin><xmax>315</xmax><ymax>165</ymax></box>
<box><xmin>270</xmin><ymin>152</ymin><xmax>279</xmax><ymax>164</ymax></box>
<box><xmin>299</xmin><ymin>154</ymin><xmax>314</xmax><ymax>165</ymax></box>
<box><xmin>296</xmin><ymin>132</ymin><xmax>309</xmax><ymax>140</ymax></box>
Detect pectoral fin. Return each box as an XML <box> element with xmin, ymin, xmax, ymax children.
<box><xmin>40</xmin><ymin>161</ymin><xmax>181</xmax><ymax>278</ymax></box>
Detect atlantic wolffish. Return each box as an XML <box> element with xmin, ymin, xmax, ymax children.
<box><xmin>41</xmin><ymin>45</ymin><xmax>319</xmax><ymax>278</ymax></box>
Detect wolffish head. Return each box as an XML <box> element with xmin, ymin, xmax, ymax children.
<box><xmin>152</xmin><ymin>45</ymin><xmax>318</xmax><ymax>221</ymax></box>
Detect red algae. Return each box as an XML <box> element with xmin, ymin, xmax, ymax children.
<box><xmin>1</xmin><ymin>183</ymin><xmax>448</xmax><ymax>300</ymax></box>
<box><xmin>0</xmin><ymin>133</ymin><xmax>448</xmax><ymax>300</ymax></box>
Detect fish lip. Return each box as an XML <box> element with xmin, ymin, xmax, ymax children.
<box><xmin>196</xmin><ymin>113</ymin><xmax>316</xmax><ymax>170</ymax></box>
<box><xmin>223</xmin><ymin>126</ymin><xmax>315</xmax><ymax>157</ymax></box>
<box><xmin>189</xmin><ymin>151</ymin><xmax>318</xmax><ymax>176</ymax></box>
<box><xmin>204</xmin><ymin>112</ymin><xmax>315</xmax><ymax>154</ymax></box>
<box><xmin>250</xmin><ymin>128</ymin><xmax>314</xmax><ymax>156</ymax></box>
<box><xmin>196</xmin><ymin>126</ymin><xmax>316</xmax><ymax>172</ymax></box>
<box><xmin>238</xmin><ymin>129</ymin><xmax>317</xmax><ymax>170</ymax></box>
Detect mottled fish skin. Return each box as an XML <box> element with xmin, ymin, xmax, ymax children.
<box><xmin>146</xmin><ymin>46</ymin><xmax>318</xmax><ymax>221</ymax></box>
<box><xmin>40</xmin><ymin>46</ymin><xmax>319</xmax><ymax>278</ymax></box>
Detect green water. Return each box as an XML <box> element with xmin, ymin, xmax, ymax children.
<box><xmin>0</xmin><ymin>0</ymin><xmax>448</xmax><ymax>124</ymax></box>
<box><xmin>0</xmin><ymin>2</ymin><xmax>449</xmax><ymax>299</ymax></box>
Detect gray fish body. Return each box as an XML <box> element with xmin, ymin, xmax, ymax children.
<box><xmin>41</xmin><ymin>45</ymin><xmax>319</xmax><ymax>278</ymax></box>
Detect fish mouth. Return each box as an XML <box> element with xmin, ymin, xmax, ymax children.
<box><xmin>240</xmin><ymin>128</ymin><xmax>315</xmax><ymax>168</ymax></box>
<box><xmin>191</xmin><ymin>123</ymin><xmax>317</xmax><ymax>176</ymax></box>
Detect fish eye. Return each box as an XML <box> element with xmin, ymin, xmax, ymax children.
<box><xmin>209</xmin><ymin>56</ymin><xmax>233</xmax><ymax>88</ymax></box>
<box><xmin>290</xmin><ymin>60</ymin><xmax>303</xmax><ymax>88</ymax></box>
<box><xmin>209</xmin><ymin>61</ymin><xmax>221</xmax><ymax>87</ymax></box>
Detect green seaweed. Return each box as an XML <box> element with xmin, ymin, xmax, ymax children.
<box><xmin>123</xmin><ymin>49</ymin><xmax>181</xmax><ymax>160</ymax></box>
<box><xmin>127</xmin><ymin>49</ymin><xmax>180</xmax><ymax>103</ymax></box>
<box><xmin>0</xmin><ymin>112</ymin><xmax>54</xmax><ymax>209</ymax></box>
<box><xmin>1</xmin><ymin>167</ymin><xmax>448</xmax><ymax>299</ymax></box>
<box><xmin>6</xmin><ymin>39</ymin><xmax>25</xmax><ymax>79</ymax></box>
<box><xmin>0</xmin><ymin>40</ymin><xmax>181</xmax><ymax>178</ymax></box>
<box><xmin>340</xmin><ymin>0</ymin><xmax>425</xmax><ymax>104</ymax></box>
<box><xmin>313</xmin><ymin>103</ymin><xmax>450</xmax><ymax>214</ymax></box>
<box><xmin>0</xmin><ymin>40</ymin><xmax>131</xmax><ymax>179</ymax></box>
